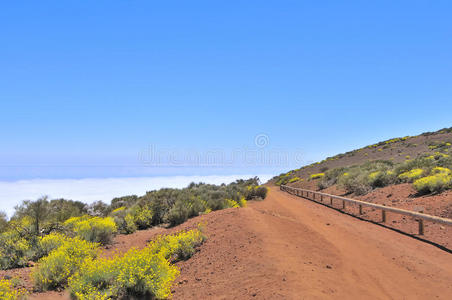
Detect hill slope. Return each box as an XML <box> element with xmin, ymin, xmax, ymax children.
<box><xmin>272</xmin><ymin>127</ymin><xmax>452</xmax><ymax>185</ymax></box>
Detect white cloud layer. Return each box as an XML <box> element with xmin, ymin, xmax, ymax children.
<box><xmin>0</xmin><ymin>174</ymin><xmax>273</xmax><ymax>217</ymax></box>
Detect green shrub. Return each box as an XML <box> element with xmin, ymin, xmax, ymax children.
<box><xmin>367</xmin><ymin>170</ymin><xmax>396</xmax><ymax>188</ymax></box>
<box><xmin>32</xmin><ymin>237</ymin><xmax>98</xmax><ymax>291</ymax></box>
<box><xmin>338</xmin><ymin>172</ymin><xmax>372</xmax><ymax>195</ymax></box>
<box><xmin>69</xmin><ymin>229</ymin><xmax>205</xmax><ymax>300</ymax></box>
<box><xmin>167</xmin><ymin>201</ymin><xmax>190</xmax><ymax>226</ymax></box>
<box><xmin>65</xmin><ymin>216</ymin><xmax>117</xmax><ymax>245</ymax></box>
<box><xmin>111</xmin><ymin>207</ymin><xmax>137</xmax><ymax>234</ymax></box>
<box><xmin>413</xmin><ymin>174</ymin><xmax>452</xmax><ymax>194</ymax></box>
<box><xmin>245</xmin><ymin>186</ymin><xmax>268</xmax><ymax>200</ymax></box>
<box><xmin>318</xmin><ymin>168</ymin><xmax>346</xmax><ymax>190</ymax></box>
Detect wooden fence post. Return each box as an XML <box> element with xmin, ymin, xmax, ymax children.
<box><xmin>418</xmin><ymin>219</ymin><xmax>424</xmax><ymax>235</ymax></box>
<box><xmin>359</xmin><ymin>205</ymin><xmax>363</xmax><ymax>215</ymax></box>
<box><xmin>382</xmin><ymin>210</ymin><xmax>386</xmax><ymax>223</ymax></box>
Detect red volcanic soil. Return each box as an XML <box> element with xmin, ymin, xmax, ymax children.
<box><xmin>290</xmin><ymin>179</ymin><xmax>452</xmax><ymax>249</ymax></box>
<box><xmin>7</xmin><ymin>186</ymin><xmax>452</xmax><ymax>299</ymax></box>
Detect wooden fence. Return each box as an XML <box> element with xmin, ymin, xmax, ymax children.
<box><xmin>280</xmin><ymin>185</ymin><xmax>452</xmax><ymax>235</ymax></box>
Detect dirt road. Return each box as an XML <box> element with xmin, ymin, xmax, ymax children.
<box><xmin>173</xmin><ymin>186</ymin><xmax>452</xmax><ymax>299</ymax></box>
<box><xmin>29</xmin><ymin>186</ymin><xmax>452</xmax><ymax>299</ymax></box>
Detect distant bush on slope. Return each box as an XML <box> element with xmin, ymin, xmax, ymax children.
<box><xmin>413</xmin><ymin>174</ymin><xmax>452</xmax><ymax>194</ymax></box>
<box><xmin>298</xmin><ymin>154</ymin><xmax>452</xmax><ymax>196</ymax></box>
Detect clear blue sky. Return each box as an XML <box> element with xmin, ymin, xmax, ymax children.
<box><xmin>1</xmin><ymin>1</ymin><xmax>452</xmax><ymax>180</ymax></box>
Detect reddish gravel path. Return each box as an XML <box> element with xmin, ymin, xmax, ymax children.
<box><xmin>173</xmin><ymin>186</ymin><xmax>452</xmax><ymax>299</ymax></box>
<box><xmin>17</xmin><ymin>186</ymin><xmax>452</xmax><ymax>299</ymax></box>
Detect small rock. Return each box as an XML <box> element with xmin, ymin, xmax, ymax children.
<box><xmin>326</xmin><ymin>223</ymin><xmax>330</xmax><ymax>226</ymax></box>
<box><xmin>326</xmin><ymin>265</ymin><xmax>332</xmax><ymax>269</ymax></box>
<box><xmin>440</xmin><ymin>226</ymin><xmax>445</xmax><ymax>230</ymax></box>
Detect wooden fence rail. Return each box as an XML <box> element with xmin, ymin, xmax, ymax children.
<box><xmin>280</xmin><ymin>185</ymin><xmax>452</xmax><ymax>235</ymax></box>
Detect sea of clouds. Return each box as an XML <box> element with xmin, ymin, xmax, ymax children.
<box><xmin>0</xmin><ymin>174</ymin><xmax>274</xmax><ymax>217</ymax></box>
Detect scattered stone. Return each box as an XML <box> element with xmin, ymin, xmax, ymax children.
<box><xmin>326</xmin><ymin>223</ymin><xmax>330</xmax><ymax>226</ymax></box>
<box><xmin>326</xmin><ymin>265</ymin><xmax>332</xmax><ymax>269</ymax></box>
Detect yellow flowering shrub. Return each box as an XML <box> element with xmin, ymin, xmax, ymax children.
<box><xmin>309</xmin><ymin>173</ymin><xmax>325</xmax><ymax>180</ymax></box>
<box><xmin>431</xmin><ymin>167</ymin><xmax>451</xmax><ymax>175</ymax></box>
<box><xmin>288</xmin><ymin>177</ymin><xmax>300</xmax><ymax>183</ymax></box>
<box><xmin>37</xmin><ymin>232</ymin><xmax>68</xmax><ymax>259</ymax></box>
<box><xmin>65</xmin><ymin>216</ymin><xmax>117</xmax><ymax>245</ymax></box>
<box><xmin>238</xmin><ymin>197</ymin><xmax>247</xmax><ymax>207</ymax></box>
<box><xmin>33</xmin><ymin>237</ymin><xmax>99</xmax><ymax>291</ymax></box>
<box><xmin>148</xmin><ymin>228</ymin><xmax>206</xmax><ymax>261</ymax></box>
<box><xmin>226</xmin><ymin>199</ymin><xmax>240</xmax><ymax>208</ymax></box>
<box><xmin>111</xmin><ymin>207</ymin><xmax>126</xmax><ymax>214</ymax></box>
<box><xmin>245</xmin><ymin>185</ymin><xmax>268</xmax><ymax>199</ymax></box>
<box><xmin>69</xmin><ymin>228</ymin><xmax>205</xmax><ymax>300</ymax></box>
<box><xmin>413</xmin><ymin>174</ymin><xmax>452</xmax><ymax>194</ymax></box>
<box><xmin>64</xmin><ymin>215</ymin><xmax>91</xmax><ymax>228</ymax></box>
<box><xmin>398</xmin><ymin>168</ymin><xmax>424</xmax><ymax>182</ymax></box>
<box><xmin>130</xmin><ymin>206</ymin><xmax>153</xmax><ymax>229</ymax></box>
<box><xmin>0</xmin><ymin>279</ymin><xmax>27</xmax><ymax>299</ymax></box>
<box><xmin>0</xmin><ymin>217</ymin><xmax>33</xmax><ymax>269</ymax></box>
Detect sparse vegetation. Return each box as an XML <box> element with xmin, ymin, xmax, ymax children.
<box><xmin>296</xmin><ymin>153</ymin><xmax>452</xmax><ymax>195</ymax></box>
<box><xmin>277</xmin><ymin>127</ymin><xmax>452</xmax><ymax>197</ymax></box>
